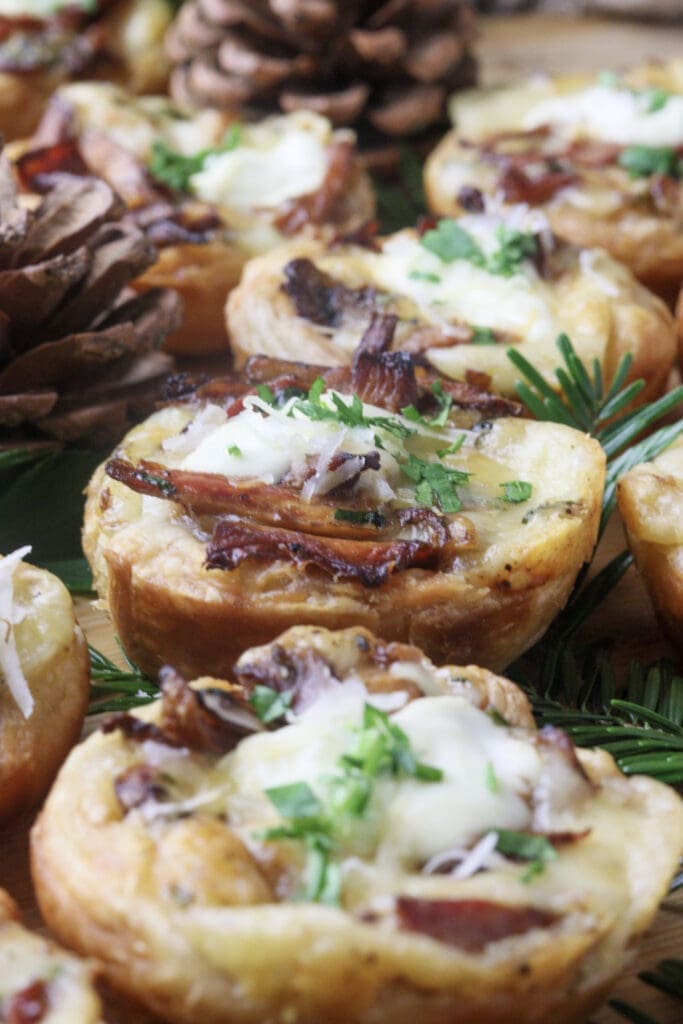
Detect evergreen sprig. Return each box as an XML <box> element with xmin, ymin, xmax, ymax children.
<box><xmin>606</xmin><ymin>958</ymin><xmax>683</xmax><ymax>1024</ymax></box>
<box><xmin>88</xmin><ymin>644</ymin><xmax>159</xmax><ymax>714</ymax></box>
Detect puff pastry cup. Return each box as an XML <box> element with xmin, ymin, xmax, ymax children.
<box><xmin>31</xmin><ymin>625</ymin><xmax>683</xmax><ymax>1024</ymax></box>
<box><xmin>0</xmin><ymin>548</ymin><xmax>90</xmax><ymax>821</ymax></box>
<box><xmin>24</xmin><ymin>84</ymin><xmax>375</xmax><ymax>355</ymax></box>
<box><xmin>0</xmin><ymin>0</ymin><xmax>172</xmax><ymax>142</ymax></box>
<box><xmin>0</xmin><ymin>887</ymin><xmax>102</xmax><ymax>1023</ymax></box>
<box><xmin>83</xmin><ymin>334</ymin><xmax>605</xmax><ymax>677</ymax></box>
<box><xmin>225</xmin><ymin>207</ymin><xmax>675</xmax><ymax>402</ymax></box>
<box><xmin>618</xmin><ymin>433</ymin><xmax>683</xmax><ymax>653</ymax></box>
<box><xmin>424</xmin><ymin>62</ymin><xmax>683</xmax><ymax>299</ymax></box>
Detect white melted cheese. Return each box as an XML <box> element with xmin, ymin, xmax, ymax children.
<box><xmin>0</xmin><ymin>922</ymin><xmax>100</xmax><ymax>1023</ymax></box>
<box><xmin>524</xmin><ymin>84</ymin><xmax>683</xmax><ymax>146</ymax></box>
<box><xmin>0</xmin><ymin>0</ymin><xmax>88</xmax><ymax>14</ymax></box>
<box><xmin>225</xmin><ymin>687</ymin><xmax>541</xmax><ymax>869</ymax></box>
<box><xmin>0</xmin><ymin>547</ymin><xmax>34</xmax><ymax>719</ymax></box>
<box><xmin>190</xmin><ymin>112</ymin><xmax>331</xmax><ymax>209</ymax></box>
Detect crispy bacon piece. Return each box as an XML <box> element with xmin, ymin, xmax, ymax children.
<box><xmin>499</xmin><ymin>165</ymin><xmax>577</xmax><ymax>206</ymax></box>
<box><xmin>395</xmin><ymin>897</ymin><xmax>560</xmax><ymax>952</ymax></box>
<box><xmin>158</xmin><ymin>667</ymin><xmax>252</xmax><ymax>755</ymax></box>
<box><xmin>6</xmin><ymin>979</ymin><xmax>50</xmax><ymax>1024</ymax></box>
<box><xmin>274</xmin><ymin>141</ymin><xmax>357</xmax><ymax>235</ymax></box>
<box><xmin>206</xmin><ymin>519</ymin><xmax>440</xmax><ymax>586</ymax></box>
<box><xmin>281</xmin><ymin>257</ymin><xmax>378</xmax><ymax>327</ymax></box>
<box><xmin>351</xmin><ymin>313</ymin><xmax>419</xmax><ymax>412</ymax></box>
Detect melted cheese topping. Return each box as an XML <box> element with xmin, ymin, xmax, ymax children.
<box><xmin>225</xmin><ymin>688</ymin><xmax>542</xmax><ymax>872</ymax></box>
<box><xmin>191</xmin><ymin>112</ymin><xmax>331</xmax><ymax>210</ymax></box>
<box><xmin>0</xmin><ymin>922</ymin><xmax>100</xmax><ymax>1023</ymax></box>
<box><xmin>524</xmin><ymin>84</ymin><xmax>683</xmax><ymax>146</ymax></box>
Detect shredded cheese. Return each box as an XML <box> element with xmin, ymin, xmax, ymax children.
<box><xmin>0</xmin><ymin>547</ymin><xmax>34</xmax><ymax>718</ymax></box>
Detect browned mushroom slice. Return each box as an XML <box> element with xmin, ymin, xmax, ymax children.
<box><xmin>395</xmin><ymin>897</ymin><xmax>561</xmax><ymax>952</ymax></box>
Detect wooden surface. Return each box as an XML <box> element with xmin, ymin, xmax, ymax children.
<box><xmin>3</xmin><ymin>10</ymin><xmax>683</xmax><ymax>1024</ymax></box>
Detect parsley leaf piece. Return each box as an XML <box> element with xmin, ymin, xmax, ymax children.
<box><xmin>148</xmin><ymin>123</ymin><xmax>242</xmax><ymax>192</ymax></box>
<box><xmin>265</xmin><ymin>781</ymin><xmax>324</xmax><ymax>821</ymax></box>
<box><xmin>409</xmin><ymin>270</ymin><xmax>442</xmax><ymax>283</ymax></box>
<box><xmin>642</xmin><ymin>86</ymin><xmax>670</xmax><ymax>114</ymax></box>
<box><xmin>227</xmin><ymin>444</ymin><xmax>242</xmax><ymax>457</ymax></box>
<box><xmin>325</xmin><ymin>771</ymin><xmax>372</xmax><ymax>817</ymax></box>
<box><xmin>618</xmin><ymin>145</ymin><xmax>681</xmax><ymax>179</ymax></box>
<box><xmin>333</xmin><ymin>508</ymin><xmax>386</xmax><ymax>528</ymax></box>
<box><xmin>420</xmin><ymin>220</ymin><xmax>486</xmax><ymax>266</ymax></box>
<box><xmin>249</xmin><ymin>685</ymin><xmax>293</xmax><ymax>724</ymax></box>
<box><xmin>520</xmin><ymin>861</ymin><xmax>545</xmax><ymax>885</ymax></box>
<box><xmin>485</xmin><ymin>761</ymin><xmax>500</xmax><ymax>794</ymax></box>
<box><xmin>471</xmin><ymin>326</ymin><xmax>496</xmax><ymax>346</ymax></box>
<box><xmin>487</xmin><ymin>225</ymin><xmax>538</xmax><ymax>278</ymax></box>
<box><xmin>308</xmin><ymin>376</ymin><xmax>325</xmax><ymax>403</ymax></box>
<box><xmin>429</xmin><ymin>380</ymin><xmax>453</xmax><ymax>427</ymax></box>
<box><xmin>493</xmin><ymin>829</ymin><xmax>558</xmax><ymax>865</ymax></box>
<box><xmin>304</xmin><ymin>839</ymin><xmax>341</xmax><ymax>905</ymax></box>
<box><xmin>436</xmin><ymin>434</ymin><xmax>467</xmax><ymax>459</ymax></box>
<box><xmin>403</xmin><ymin>455</ymin><xmax>468</xmax><ymax>513</ymax></box>
<box><xmin>501</xmin><ymin>480</ymin><xmax>533</xmax><ymax>504</ymax></box>
<box><xmin>256</xmin><ymin>383</ymin><xmax>275</xmax><ymax>404</ymax></box>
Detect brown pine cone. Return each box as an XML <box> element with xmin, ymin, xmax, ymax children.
<box><xmin>0</xmin><ymin>158</ymin><xmax>182</xmax><ymax>447</ymax></box>
<box><xmin>166</xmin><ymin>0</ymin><xmax>477</xmax><ymax>164</ymax></box>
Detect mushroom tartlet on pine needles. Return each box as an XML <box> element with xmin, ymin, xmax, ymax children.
<box><xmin>225</xmin><ymin>207</ymin><xmax>675</xmax><ymax>402</ymax></box>
<box><xmin>425</xmin><ymin>61</ymin><xmax>683</xmax><ymax>300</ymax></box>
<box><xmin>84</xmin><ymin>318</ymin><xmax>605</xmax><ymax>677</ymax></box>
<box><xmin>22</xmin><ymin>84</ymin><xmax>375</xmax><ymax>355</ymax></box>
<box><xmin>0</xmin><ymin>548</ymin><xmax>89</xmax><ymax>821</ymax></box>
<box><xmin>31</xmin><ymin>626</ymin><xmax>683</xmax><ymax>1024</ymax></box>
<box><xmin>0</xmin><ymin>887</ymin><xmax>101</xmax><ymax>1023</ymax></box>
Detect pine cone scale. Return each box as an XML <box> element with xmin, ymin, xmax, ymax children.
<box><xmin>0</xmin><ymin>250</ymin><xmax>89</xmax><ymax>337</ymax></box>
<box><xmin>14</xmin><ymin>176</ymin><xmax>121</xmax><ymax>266</ymax></box>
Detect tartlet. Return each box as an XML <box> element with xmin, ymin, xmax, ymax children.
<box><xmin>25</xmin><ymin>84</ymin><xmax>375</xmax><ymax>355</ymax></box>
<box><xmin>83</xmin><ymin>338</ymin><xmax>605</xmax><ymax>676</ymax></box>
<box><xmin>225</xmin><ymin>207</ymin><xmax>675</xmax><ymax>401</ymax></box>
<box><xmin>425</xmin><ymin>61</ymin><xmax>683</xmax><ymax>299</ymax></box>
<box><xmin>0</xmin><ymin>548</ymin><xmax>90</xmax><ymax>821</ymax></box>
<box><xmin>32</xmin><ymin>625</ymin><xmax>683</xmax><ymax>1024</ymax></box>
<box><xmin>0</xmin><ymin>887</ymin><xmax>101</xmax><ymax>1022</ymax></box>
<box><xmin>617</xmin><ymin>433</ymin><xmax>683</xmax><ymax>653</ymax></box>
<box><xmin>0</xmin><ymin>0</ymin><xmax>172</xmax><ymax>141</ymax></box>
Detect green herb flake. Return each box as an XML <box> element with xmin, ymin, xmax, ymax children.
<box><xmin>227</xmin><ymin>444</ymin><xmax>242</xmax><ymax>457</ymax></box>
<box><xmin>249</xmin><ymin>685</ymin><xmax>293</xmax><ymax>724</ymax></box>
<box><xmin>409</xmin><ymin>270</ymin><xmax>441</xmax><ymax>283</ymax></box>
<box><xmin>493</xmin><ymin>829</ymin><xmax>558</xmax><ymax>866</ymax></box>
<box><xmin>642</xmin><ymin>86</ymin><xmax>670</xmax><ymax>114</ymax></box>
<box><xmin>487</xmin><ymin>225</ymin><xmax>538</xmax><ymax>278</ymax></box>
<box><xmin>420</xmin><ymin>220</ymin><xmax>485</xmax><ymax>266</ymax></box>
<box><xmin>265</xmin><ymin>781</ymin><xmax>323</xmax><ymax>821</ymax></box>
<box><xmin>436</xmin><ymin>434</ymin><xmax>467</xmax><ymax>459</ymax></box>
<box><xmin>403</xmin><ymin>454</ymin><xmax>468</xmax><ymax>513</ymax></box>
<box><xmin>520</xmin><ymin>860</ymin><xmax>545</xmax><ymax>885</ymax></box>
<box><xmin>618</xmin><ymin>145</ymin><xmax>681</xmax><ymax>180</ymax></box>
<box><xmin>471</xmin><ymin>326</ymin><xmax>497</xmax><ymax>346</ymax></box>
<box><xmin>500</xmin><ymin>480</ymin><xmax>533</xmax><ymax>504</ymax></box>
<box><xmin>484</xmin><ymin>761</ymin><xmax>500</xmax><ymax>794</ymax></box>
<box><xmin>148</xmin><ymin>122</ymin><xmax>242</xmax><ymax>192</ymax></box>
<box><xmin>256</xmin><ymin>383</ymin><xmax>275</xmax><ymax>405</ymax></box>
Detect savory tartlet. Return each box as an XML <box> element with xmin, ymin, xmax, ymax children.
<box><xmin>32</xmin><ymin>625</ymin><xmax>683</xmax><ymax>1024</ymax></box>
<box><xmin>617</xmin><ymin>433</ymin><xmax>683</xmax><ymax>653</ymax></box>
<box><xmin>0</xmin><ymin>886</ymin><xmax>102</xmax><ymax>1023</ymax></box>
<box><xmin>0</xmin><ymin>0</ymin><xmax>171</xmax><ymax>141</ymax></box>
<box><xmin>25</xmin><ymin>84</ymin><xmax>375</xmax><ymax>355</ymax></box>
<box><xmin>0</xmin><ymin>548</ymin><xmax>90</xmax><ymax>821</ymax></box>
<box><xmin>425</xmin><ymin>62</ymin><xmax>683</xmax><ymax>299</ymax></box>
<box><xmin>83</xmin><ymin>336</ymin><xmax>605</xmax><ymax>676</ymax></box>
<box><xmin>225</xmin><ymin>207</ymin><xmax>675</xmax><ymax>401</ymax></box>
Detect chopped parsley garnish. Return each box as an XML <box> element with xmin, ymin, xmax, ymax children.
<box><xmin>333</xmin><ymin>508</ymin><xmax>387</xmax><ymax>528</ymax></box>
<box><xmin>149</xmin><ymin>121</ymin><xmax>242</xmax><ymax>192</ymax></box>
<box><xmin>227</xmin><ymin>444</ymin><xmax>242</xmax><ymax>457</ymax></box>
<box><xmin>492</xmin><ymin>829</ymin><xmax>558</xmax><ymax>883</ymax></box>
<box><xmin>409</xmin><ymin>270</ymin><xmax>441</xmax><ymax>283</ymax></box>
<box><xmin>420</xmin><ymin>219</ymin><xmax>538</xmax><ymax>278</ymax></box>
<box><xmin>402</xmin><ymin>454</ymin><xmax>469</xmax><ymax>513</ymax></box>
<box><xmin>618</xmin><ymin>145</ymin><xmax>682</xmax><ymax>180</ymax></box>
<box><xmin>471</xmin><ymin>326</ymin><xmax>496</xmax><ymax>345</ymax></box>
<box><xmin>484</xmin><ymin>761</ymin><xmax>499</xmax><ymax>794</ymax></box>
<box><xmin>290</xmin><ymin>377</ymin><xmax>414</xmax><ymax>439</ymax></box>
<box><xmin>255</xmin><ymin>383</ymin><xmax>275</xmax><ymax>405</ymax></box>
<box><xmin>500</xmin><ymin>480</ymin><xmax>533</xmax><ymax>504</ymax></box>
<box><xmin>259</xmin><ymin>703</ymin><xmax>442</xmax><ymax>904</ymax></box>
<box><xmin>436</xmin><ymin>434</ymin><xmax>466</xmax><ymax>459</ymax></box>
<box><xmin>642</xmin><ymin>86</ymin><xmax>671</xmax><ymax>114</ymax></box>
<box><xmin>401</xmin><ymin>381</ymin><xmax>452</xmax><ymax>428</ymax></box>
<box><xmin>249</xmin><ymin>685</ymin><xmax>293</xmax><ymax>724</ymax></box>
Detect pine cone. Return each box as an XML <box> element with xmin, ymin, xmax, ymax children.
<box><xmin>166</xmin><ymin>0</ymin><xmax>477</xmax><ymax>163</ymax></box>
<box><xmin>0</xmin><ymin>158</ymin><xmax>182</xmax><ymax>447</ymax></box>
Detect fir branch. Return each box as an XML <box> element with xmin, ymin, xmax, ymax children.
<box><xmin>606</xmin><ymin>958</ymin><xmax>683</xmax><ymax>1024</ymax></box>
<box><xmin>88</xmin><ymin>643</ymin><xmax>159</xmax><ymax>714</ymax></box>
<box><xmin>373</xmin><ymin>147</ymin><xmax>426</xmax><ymax>234</ymax></box>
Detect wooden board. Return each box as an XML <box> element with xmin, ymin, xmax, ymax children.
<box><xmin>3</xmin><ymin>11</ymin><xmax>683</xmax><ymax>1023</ymax></box>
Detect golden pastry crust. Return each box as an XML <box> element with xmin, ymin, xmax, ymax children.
<box><xmin>617</xmin><ymin>434</ymin><xmax>683</xmax><ymax>651</ymax></box>
<box><xmin>425</xmin><ymin>62</ymin><xmax>683</xmax><ymax>298</ymax></box>
<box><xmin>82</xmin><ymin>361</ymin><xmax>605</xmax><ymax>677</ymax></box>
<box><xmin>0</xmin><ymin>886</ymin><xmax>102</xmax><ymax>1022</ymax></box>
<box><xmin>31</xmin><ymin>626</ymin><xmax>683</xmax><ymax>1024</ymax></box>
<box><xmin>0</xmin><ymin>554</ymin><xmax>90</xmax><ymax>821</ymax></box>
<box><xmin>225</xmin><ymin>226</ymin><xmax>675</xmax><ymax>403</ymax></box>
